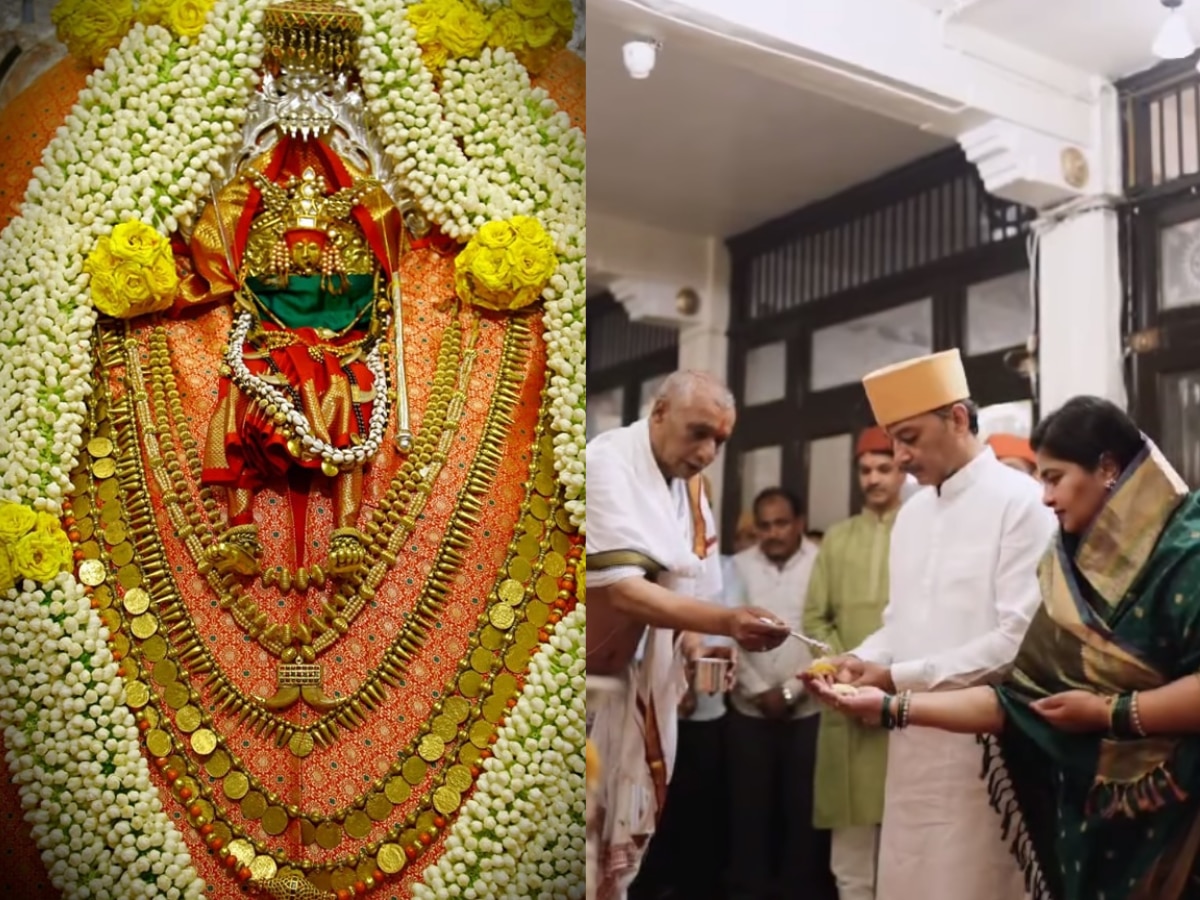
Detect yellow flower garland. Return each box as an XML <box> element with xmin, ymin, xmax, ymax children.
<box><xmin>0</xmin><ymin>503</ymin><xmax>72</xmax><ymax>589</ymax></box>
<box><xmin>83</xmin><ymin>221</ymin><xmax>179</xmax><ymax>319</ymax></box>
<box><xmin>50</xmin><ymin>0</ymin><xmax>216</xmax><ymax>66</ymax></box>
<box><xmin>454</xmin><ymin>216</ymin><xmax>559</xmax><ymax>312</ymax></box>
<box><xmin>407</xmin><ymin>0</ymin><xmax>574</xmax><ymax>75</ymax></box>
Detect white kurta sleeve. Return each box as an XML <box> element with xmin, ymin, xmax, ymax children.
<box><xmin>851</xmin><ymin>619</ymin><xmax>893</xmax><ymax>666</ymax></box>
<box><xmin>587</xmin><ymin>565</ymin><xmax>645</xmax><ymax>589</ymax></box>
<box><xmin>890</xmin><ymin>493</ymin><xmax>1054</xmax><ymax>693</ymax></box>
<box><xmin>585</xmin><ymin>425</ymin><xmax>671</xmax><ymax>589</ymax></box>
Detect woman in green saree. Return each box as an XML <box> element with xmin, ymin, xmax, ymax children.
<box><xmin>807</xmin><ymin>396</ymin><xmax>1200</xmax><ymax>900</ymax></box>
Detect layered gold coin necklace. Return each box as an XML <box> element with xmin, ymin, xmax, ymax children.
<box><xmin>69</xmin><ymin>306</ymin><xmax>583</xmax><ymax>896</ymax></box>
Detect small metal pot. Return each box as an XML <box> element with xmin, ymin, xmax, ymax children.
<box><xmin>692</xmin><ymin>656</ymin><xmax>730</xmax><ymax>694</ymax></box>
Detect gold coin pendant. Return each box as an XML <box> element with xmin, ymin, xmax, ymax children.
<box><xmin>377</xmin><ymin>843</ymin><xmax>406</xmax><ymax>875</ymax></box>
<box><xmin>190</xmin><ymin>728</ymin><xmax>218</xmax><ymax>756</ymax></box>
<box><xmin>223</xmin><ymin>771</ymin><xmax>250</xmax><ymax>800</ymax></box>
<box><xmin>124</xmin><ymin>681</ymin><xmax>150</xmax><ymax>710</ymax></box>
<box><xmin>288</xmin><ymin>730</ymin><xmax>315</xmax><ymax>758</ymax></box>
<box><xmin>145</xmin><ymin>729</ymin><xmax>172</xmax><ymax>758</ymax></box>
<box><xmin>122</xmin><ymin>587</ymin><xmax>150</xmax><ymax>615</ymax></box>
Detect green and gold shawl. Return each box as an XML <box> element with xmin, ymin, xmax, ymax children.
<box><xmin>990</xmin><ymin>442</ymin><xmax>1200</xmax><ymax>900</ymax></box>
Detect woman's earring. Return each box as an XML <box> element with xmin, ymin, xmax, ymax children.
<box><xmin>1104</xmin><ymin>476</ymin><xmax>1117</xmax><ymax>491</ymax></box>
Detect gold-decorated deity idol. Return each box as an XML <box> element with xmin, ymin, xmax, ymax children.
<box><xmin>18</xmin><ymin>0</ymin><xmax>586</xmax><ymax>896</ymax></box>
<box><xmin>180</xmin><ymin>0</ymin><xmax>411</xmax><ymax>588</ymax></box>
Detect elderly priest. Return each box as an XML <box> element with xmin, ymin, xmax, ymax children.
<box><xmin>587</xmin><ymin>370</ymin><xmax>789</xmax><ymax>900</ymax></box>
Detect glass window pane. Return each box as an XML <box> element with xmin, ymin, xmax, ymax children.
<box><xmin>1182</xmin><ymin>86</ymin><xmax>1199</xmax><ymax>178</ymax></box>
<box><xmin>1159</xmin><ymin>371</ymin><xmax>1200</xmax><ymax>486</ymax></box>
<box><xmin>638</xmin><ymin>374</ymin><xmax>669</xmax><ymax>419</ymax></box>
<box><xmin>586</xmin><ymin>387</ymin><xmax>624</xmax><ymax>441</ymax></box>
<box><xmin>810</xmin><ymin>298</ymin><xmax>933</xmax><ymax>392</ymax></box>
<box><xmin>744</xmin><ymin>341</ymin><xmax>787</xmax><ymax>406</ymax></box>
<box><xmin>966</xmin><ymin>271</ymin><xmax>1031</xmax><ymax>355</ymax></box>
<box><xmin>978</xmin><ymin>400</ymin><xmax>1034</xmax><ymax>440</ymax></box>
<box><xmin>807</xmin><ymin>434</ymin><xmax>852</xmax><ymax>531</ymax></box>
<box><xmin>1159</xmin><ymin>217</ymin><xmax>1200</xmax><ymax>310</ymax></box>
<box><xmin>739</xmin><ymin>446</ymin><xmax>782</xmax><ymax>513</ymax></box>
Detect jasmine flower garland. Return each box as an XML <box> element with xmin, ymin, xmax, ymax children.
<box><xmin>412</xmin><ymin>604</ymin><xmax>587</xmax><ymax>900</ymax></box>
<box><xmin>0</xmin><ymin>574</ymin><xmax>206</xmax><ymax>899</ymax></box>
<box><xmin>0</xmin><ymin>2</ymin><xmax>270</xmax><ymax>896</ymax></box>
<box><xmin>363</xmin><ymin>0</ymin><xmax>586</xmax><ymax>528</ymax></box>
<box><xmin>0</xmin><ymin>2</ymin><xmax>264</xmax><ymax>512</ymax></box>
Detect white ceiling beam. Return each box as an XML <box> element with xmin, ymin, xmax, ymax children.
<box><xmin>593</xmin><ymin>0</ymin><xmax>1101</xmax><ymax>147</ymax></box>
<box><xmin>588</xmin><ymin>211</ymin><xmax>716</xmax><ymax>291</ymax></box>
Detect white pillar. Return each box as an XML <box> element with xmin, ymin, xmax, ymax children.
<box><xmin>677</xmin><ymin>241</ymin><xmax>732</xmax><ymax>523</ymax></box>
<box><xmin>676</xmin><ymin>238</ymin><xmax>731</xmax><ymax>381</ymax></box>
<box><xmin>608</xmin><ymin>236</ymin><xmax>734</xmax><ymax>523</ymax></box>
<box><xmin>1035</xmin><ymin>205</ymin><xmax>1126</xmax><ymax>413</ymax></box>
<box><xmin>959</xmin><ymin>85</ymin><xmax>1125</xmax><ymax>416</ymax></box>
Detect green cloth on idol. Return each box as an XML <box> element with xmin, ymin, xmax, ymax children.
<box><xmin>803</xmin><ymin>508</ymin><xmax>897</xmax><ymax>830</ymax></box>
<box><xmin>246</xmin><ymin>273</ymin><xmax>375</xmax><ymax>332</ymax></box>
<box><xmin>990</xmin><ymin>442</ymin><xmax>1200</xmax><ymax>900</ymax></box>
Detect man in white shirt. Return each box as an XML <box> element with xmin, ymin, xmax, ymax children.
<box><xmin>814</xmin><ymin>349</ymin><xmax>1055</xmax><ymax>900</ymax></box>
<box><xmin>727</xmin><ymin>488</ymin><xmax>835</xmax><ymax>900</ymax></box>
<box><xmin>588</xmin><ymin>371</ymin><xmax>790</xmax><ymax>900</ymax></box>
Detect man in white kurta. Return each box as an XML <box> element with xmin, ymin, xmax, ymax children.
<box><xmin>835</xmin><ymin>350</ymin><xmax>1056</xmax><ymax>900</ymax></box>
<box><xmin>587</xmin><ymin>371</ymin><xmax>789</xmax><ymax>900</ymax></box>
<box><xmin>727</xmin><ymin>490</ymin><xmax>832</xmax><ymax>900</ymax></box>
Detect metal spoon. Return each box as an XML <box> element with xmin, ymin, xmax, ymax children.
<box><xmin>787</xmin><ymin>630</ymin><xmax>833</xmax><ymax>655</ymax></box>
<box><xmin>758</xmin><ymin>617</ymin><xmax>833</xmax><ymax>655</ymax></box>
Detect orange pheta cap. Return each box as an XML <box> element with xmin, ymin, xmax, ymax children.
<box><xmin>987</xmin><ymin>433</ymin><xmax>1036</xmax><ymax>466</ymax></box>
<box><xmin>856</xmin><ymin>426</ymin><xmax>893</xmax><ymax>458</ymax></box>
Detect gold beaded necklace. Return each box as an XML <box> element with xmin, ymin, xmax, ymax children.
<box><xmin>72</xmin><ymin>316</ymin><xmax>578</xmax><ymax>896</ymax></box>
<box><xmin>107</xmin><ymin>314</ymin><xmax>500</xmax><ymax>744</ymax></box>
<box><xmin>132</xmin><ymin>311</ymin><xmax>474</xmax><ymax>665</ymax></box>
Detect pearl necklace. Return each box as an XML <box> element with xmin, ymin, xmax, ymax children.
<box><xmin>224</xmin><ymin>310</ymin><xmax>390</xmax><ymax>473</ymax></box>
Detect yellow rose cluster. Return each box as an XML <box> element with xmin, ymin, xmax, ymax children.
<box><xmin>83</xmin><ymin>221</ymin><xmax>180</xmax><ymax>319</ymax></box>
<box><xmin>454</xmin><ymin>216</ymin><xmax>559</xmax><ymax>312</ymax></box>
<box><xmin>137</xmin><ymin>0</ymin><xmax>215</xmax><ymax>37</ymax></box>
<box><xmin>408</xmin><ymin>0</ymin><xmax>575</xmax><ymax>75</ymax></box>
<box><xmin>0</xmin><ymin>504</ymin><xmax>73</xmax><ymax>591</ymax></box>
<box><xmin>51</xmin><ymin>0</ymin><xmax>214</xmax><ymax>68</ymax></box>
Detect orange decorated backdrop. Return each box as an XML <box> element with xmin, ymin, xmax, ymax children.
<box><xmin>0</xmin><ymin>40</ymin><xmax>584</xmax><ymax>899</ymax></box>
<box><xmin>0</xmin><ymin>55</ymin><xmax>91</xmax><ymax>233</ymax></box>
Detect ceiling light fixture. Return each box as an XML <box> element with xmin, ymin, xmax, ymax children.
<box><xmin>623</xmin><ymin>38</ymin><xmax>660</xmax><ymax>79</ymax></box>
<box><xmin>1153</xmin><ymin>0</ymin><xmax>1195</xmax><ymax>60</ymax></box>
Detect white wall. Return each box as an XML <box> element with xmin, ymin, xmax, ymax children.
<box><xmin>590</xmin><ymin>211</ymin><xmax>735</xmax><ymax>521</ymax></box>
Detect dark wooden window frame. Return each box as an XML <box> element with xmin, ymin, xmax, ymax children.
<box><xmin>1120</xmin><ymin>56</ymin><xmax>1200</xmax><ymax>201</ymax></box>
<box><xmin>1119</xmin><ymin>59</ymin><xmax>1200</xmax><ymax>454</ymax></box>
<box><xmin>587</xmin><ymin>292</ymin><xmax>680</xmax><ymax>428</ymax></box>
<box><xmin>1122</xmin><ymin>192</ymin><xmax>1200</xmax><ymax>440</ymax></box>
<box><xmin>721</xmin><ymin>150</ymin><xmax>1034</xmax><ymax>544</ymax></box>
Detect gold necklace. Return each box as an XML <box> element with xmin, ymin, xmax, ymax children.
<box><xmin>73</xmin><ymin>318</ymin><xmax>578</xmax><ymax>896</ymax></box>
<box><xmin>107</xmin><ymin>317</ymin><xmax>474</xmax><ymax>745</ymax></box>
<box><xmin>95</xmin><ymin>313</ymin><xmax>538</xmax><ymax>747</ymax></box>
<box><xmin>132</xmin><ymin>509</ymin><xmax>580</xmax><ymax>899</ymax></box>
<box><xmin>132</xmin><ymin>312</ymin><xmax>471</xmax><ymax>663</ymax></box>
<box><xmin>126</xmin><ymin>319</ymin><xmax>533</xmax><ymax>746</ymax></box>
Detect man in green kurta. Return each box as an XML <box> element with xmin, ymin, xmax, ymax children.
<box><xmin>803</xmin><ymin>426</ymin><xmax>906</xmax><ymax>900</ymax></box>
